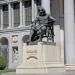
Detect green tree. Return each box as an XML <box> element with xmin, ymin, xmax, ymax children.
<box><xmin>0</xmin><ymin>55</ymin><xmax>6</xmax><ymax>70</ymax></box>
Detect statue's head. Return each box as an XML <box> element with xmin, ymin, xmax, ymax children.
<box><xmin>38</xmin><ymin>7</ymin><xmax>46</xmax><ymax>16</ymax></box>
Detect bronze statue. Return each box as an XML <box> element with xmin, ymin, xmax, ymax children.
<box><xmin>28</xmin><ymin>7</ymin><xmax>55</xmax><ymax>44</ymax></box>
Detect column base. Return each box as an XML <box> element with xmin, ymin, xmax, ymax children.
<box><xmin>65</xmin><ymin>65</ymin><xmax>75</xmax><ymax>70</ymax></box>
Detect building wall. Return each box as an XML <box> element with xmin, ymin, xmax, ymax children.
<box><xmin>0</xmin><ymin>0</ymin><xmax>64</xmax><ymax>68</ymax></box>
<box><xmin>0</xmin><ymin>29</ymin><xmax>30</xmax><ymax>68</ymax></box>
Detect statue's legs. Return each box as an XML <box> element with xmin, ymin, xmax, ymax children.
<box><xmin>44</xmin><ymin>25</ymin><xmax>54</xmax><ymax>42</ymax></box>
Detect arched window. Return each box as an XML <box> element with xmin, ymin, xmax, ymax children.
<box><xmin>0</xmin><ymin>37</ymin><xmax>9</xmax><ymax>67</ymax></box>
<box><xmin>0</xmin><ymin>37</ymin><xmax>8</xmax><ymax>45</ymax></box>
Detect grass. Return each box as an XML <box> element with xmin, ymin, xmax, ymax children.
<box><xmin>0</xmin><ymin>68</ymin><xmax>16</xmax><ymax>73</ymax></box>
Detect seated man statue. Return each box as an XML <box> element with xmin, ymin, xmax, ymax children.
<box><xmin>28</xmin><ymin>7</ymin><xmax>55</xmax><ymax>44</ymax></box>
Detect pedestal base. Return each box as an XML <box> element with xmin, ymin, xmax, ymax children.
<box><xmin>16</xmin><ymin>42</ymin><xmax>64</xmax><ymax>74</ymax></box>
<box><xmin>16</xmin><ymin>66</ymin><xmax>48</xmax><ymax>74</ymax></box>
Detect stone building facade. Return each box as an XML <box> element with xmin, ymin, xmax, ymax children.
<box><xmin>0</xmin><ymin>0</ymin><xmax>75</xmax><ymax>69</ymax></box>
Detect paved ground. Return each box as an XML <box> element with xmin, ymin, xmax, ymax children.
<box><xmin>1</xmin><ymin>71</ymin><xmax>75</xmax><ymax>75</ymax></box>
<box><xmin>1</xmin><ymin>72</ymin><xmax>15</xmax><ymax>75</ymax></box>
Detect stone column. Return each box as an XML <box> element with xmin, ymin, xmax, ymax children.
<box><xmin>60</xmin><ymin>29</ymin><xmax>64</xmax><ymax>64</ymax></box>
<box><xmin>64</xmin><ymin>0</ymin><xmax>75</xmax><ymax>64</ymax></box>
<box><xmin>8</xmin><ymin>2</ymin><xmax>12</xmax><ymax>28</ymax></box>
<box><xmin>32</xmin><ymin>0</ymin><xmax>37</xmax><ymax>21</ymax></box>
<box><xmin>0</xmin><ymin>6</ymin><xmax>2</xmax><ymax>29</ymax></box>
<box><xmin>32</xmin><ymin>0</ymin><xmax>35</xmax><ymax>21</ymax></box>
<box><xmin>41</xmin><ymin>0</ymin><xmax>51</xmax><ymax>14</ymax></box>
<box><xmin>34</xmin><ymin>0</ymin><xmax>37</xmax><ymax>19</ymax></box>
<box><xmin>20</xmin><ymin>1</ymin><xmax>23</xmax><ymax>27</ymax></box>
<box><xmin>22</xmin><ymin>2</ymin><xmax>25</xmax><ymax>26</ymax></box>
<box><xmin>11</xmin><ymin>3</ymin><xmax>14</xmax><ymax>28</ymax></box>
<box><xmin>1</xmin><ymin>6</ymin><xmax>3</xmax><ymax>30</ymax></box>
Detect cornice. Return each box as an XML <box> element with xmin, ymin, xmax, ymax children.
<box><xmin>0</xmin><ymin>0</ymin><xmax>21</xmax><ymax>4</ymax></box>
<box><xmin>0</xmin><ymin>26</ymin><xmax>31</xmax><ymax>33</ymax></box>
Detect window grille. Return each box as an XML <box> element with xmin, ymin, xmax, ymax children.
<box><xmin>3</xmin><ymin>4</ymin><xmax>9</xmax><ymax>29</ymax></box>
<box><xmin>24</xmin><ymin>0</ymin><xmax>32</xmax><ymax>26</ymax></box>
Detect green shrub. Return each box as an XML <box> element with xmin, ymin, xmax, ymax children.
<box><xmin>0</xmin><ymin>55</ymin><xmax>6</xmax><ymax>70</ymax></box>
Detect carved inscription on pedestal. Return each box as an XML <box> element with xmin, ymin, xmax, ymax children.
<box><xmin>26</xmin><ymin>50</ymin><xmax>37</xmax><ymax>60</ymax></box>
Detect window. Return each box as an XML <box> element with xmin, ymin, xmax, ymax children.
<box><xmin>24</xmin><ymin>0</ymin><xmax>32</xmax><ymax>26</ymax></box>
<box><xmin>13</xmin><ymin>2</ymin><xmax>20</xmax><ymax>27</ymax></box>
<box><xmin>3</xmin><ymin>4</ymin><xmax>9</xmax><ymax>29</ymax></box>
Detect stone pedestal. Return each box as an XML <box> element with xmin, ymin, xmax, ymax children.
<box><xmin>16</xmin><ymin>42</ymin><xmax>64</xmax><ymax>74</ymax></box>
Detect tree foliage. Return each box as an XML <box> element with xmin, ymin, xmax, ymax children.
<box><xmin>0</xmin><ymin>55</ymin><xmax>6</xmax><ymax>70</ymax></box>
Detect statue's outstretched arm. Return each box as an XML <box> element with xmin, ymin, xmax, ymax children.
<box><xmin>48</xmin><ymin>15</ymin><xmax>56</xmax><ymax>22</ymax></box>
